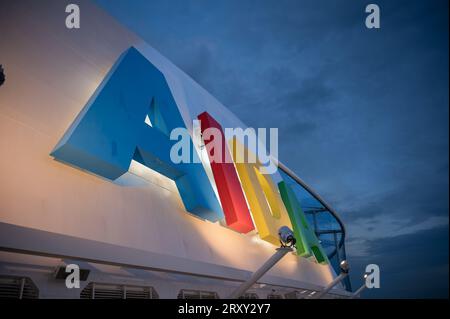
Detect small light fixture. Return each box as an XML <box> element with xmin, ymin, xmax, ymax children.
<box><xmin>0</xmin><ymin>65</ymin><xmax>5</xmax><ymax>87</ymax></box>
<box><xmin>278</xmin><ymin>226</ymin><xmax>296</xmax><ymax>248</ymax></box>
<box><xmin>339</xmin><ymin>260</ymin><xmax>350</xmax><ymax>274</ymax></box>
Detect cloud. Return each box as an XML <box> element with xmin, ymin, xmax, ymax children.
<box><xmin>348</xmin><ymin>225</ymin><xmax>449</xmax><ymax>298</ymax></box>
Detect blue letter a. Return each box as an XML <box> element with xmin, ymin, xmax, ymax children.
<box><xmin>51</xmin><ymin>47</ymin><xmax>223</xmax><ymax>221</ymax></box>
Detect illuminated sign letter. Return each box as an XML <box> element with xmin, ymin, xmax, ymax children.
<box><xmin>51</xmin><ymin>47</ymin><xmax>223</xmax><ymax>221</ymax></box>
<box><xmin>198</xmin><ymin>112</ymin><xmax>254</xmax><ymax>233</ymax></box>
<box><xmin>278</xmin><ymin>181</ymin><xmax>328</xmax><ymax>264</ymax></box>
<box><xmin>229</xmin><ymin>137</ymin><xmax>292</xmax><ymax>245</ymax></box>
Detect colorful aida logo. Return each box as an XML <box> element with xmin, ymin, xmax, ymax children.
<box><xmin>50</xmin><ymin>47</ymin><xmax>327</xmax><ymax>264</ymax></box>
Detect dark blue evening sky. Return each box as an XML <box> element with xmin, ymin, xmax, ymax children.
<box><xmin>95</xmin><ymin>0</ymin><xmax>449</xmax><ymax>298</ymax></box>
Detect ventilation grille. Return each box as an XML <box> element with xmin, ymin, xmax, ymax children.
<box><xmin>177</xmin><ymin>289</ymin><xmax>219</xmax><ymax>299</ymax></box>
<box><xmin>80</xmin><ymin>282</ymin><xmax>158</xmax><ymax>299</ymax></box>
<box><xmin>267</xmin><ymin>294</ymin><xmax>283</xmax><ymax>299</ymax></box>
<box><xmin>0</xmin><ymin>275</ymin><xmax>39</xmax><ymax>299</ymax></box>
<box><xmin>238</xmin><ymin>292</ymin><xmax>259</xmax><ymax>299</ymax></box>
<box><xmin>284</xmin><ymin>290</ymin><xmax>315</xmax><ymax>299</ymax></box>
